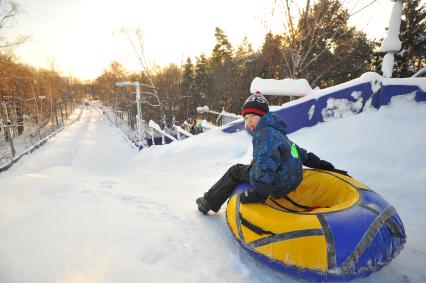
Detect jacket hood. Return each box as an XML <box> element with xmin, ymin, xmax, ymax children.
<box><xmin>256</xmin><ymin>112</ymin><xmax>288</xmax><ymax>134</ymax></box>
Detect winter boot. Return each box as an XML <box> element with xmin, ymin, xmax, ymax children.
<box><xmin>196</xmin><ymin>197</ymin><xmax>211</xmax><ymax>215</ymax></box>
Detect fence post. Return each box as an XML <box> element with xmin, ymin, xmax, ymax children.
<box><xmin>1</xmin><ymin>103</ymin><xmax>16</xmax><ymax>157</ymax></box>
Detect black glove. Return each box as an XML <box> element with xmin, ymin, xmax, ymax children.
<box><xmin>239</xmin><ymin>189</ymin><xmax>266</xmax><ymax>204</ymax></box>
<box><xmin>327</xmin><ymin>168</ymin><xmax>351</xmax><ymax>177</ymax></box>
<box><xmin>314</xmin><ymin>159</ymin><xmax>351</xmax><ymax>177</ymax></box>
<box><xmin>318</xmin><ymin>160</ymin><xmax>335</xmax><ymax>171</ymax></box>
<box><xmin>304</xmin><ymin>153</ymin><xmax>351</xmax><ymax>176</ymax></box>
<box><xmin>304</xmin><ymin>153</ymin><xmax>335</xmax><ymax>170</ymax></box>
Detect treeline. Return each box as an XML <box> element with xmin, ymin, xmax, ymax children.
<box><xmin>1</xmin><ymin>0</ymin><xmax>423</xmax><ymax>134</ymax></box>
<box><xmin>0</xmin><ymin>54</ymin><xmax>85</xmax><ymax>130</ymax></box>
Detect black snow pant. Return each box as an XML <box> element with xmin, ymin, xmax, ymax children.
<box><xmin>203</xmin><ymin>164</ymin><xmax>251</xmax><ymax>212</ymax></box>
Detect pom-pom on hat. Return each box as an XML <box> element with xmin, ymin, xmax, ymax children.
<box><xmin>242</xmin><ymin>94</ymin><xmax>269</xmax><ymax>117</ymax></box>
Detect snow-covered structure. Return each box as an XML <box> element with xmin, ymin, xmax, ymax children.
<box><xmin>197</xmin><ymin>106</ymin><xmax>242</xmax><ymax>126</ymax></box>
<box><xmin>224</xmin><ymin>72</ymin><xmax>426</xmax><ymax>134</ymax></box>
<box><xmin>380</xmin><ymin>0</ymin><xmax>404</xmax><ymax>78</ymax></box>
<box><xmin>173</xmin><ymin>125</ymin><xmax>193</xmax><ymax>141</ymax></box>
<box><xmin>148</xmin><ymin>120</ymin><xmax>177</xmax><ymax>145</ymax></box>
<box><xmin>250</xmin><ymin>77</ymin><xmax>312</xmax><ymax>97</ymax></box>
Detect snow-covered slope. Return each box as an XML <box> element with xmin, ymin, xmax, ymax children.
<box><xmin>0</xmin><ymin>98</ymin><xmax>425</xmax><ymax>283</ymax></box>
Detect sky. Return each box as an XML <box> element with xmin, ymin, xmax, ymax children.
<box><xmin>0</xmin><ymin>80</ymin><xmax>425</xmax><ymax>282</ymax></box>
<box><xmin>7</xmin><ymin>0</ymin><xmax>398</xmax><ymax>80</ymax></box>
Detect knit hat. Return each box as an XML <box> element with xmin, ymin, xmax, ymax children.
<box><xmin>241</xmin><ymin>94</ymin><xmax>269</xmax><ymax>116</ymax></box>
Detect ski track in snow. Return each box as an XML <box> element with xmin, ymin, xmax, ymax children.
<box><xmin>0</xmin><ymin>101</ymin><xmax>425</xmax><ymax>283</ymax></box>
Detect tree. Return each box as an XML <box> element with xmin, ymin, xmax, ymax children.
<box><xmin>153</xmin><ymin>64</ymin><xmax>182</xmax><ymax>125</ymax></box>
<box><xmin>327</xmin><ymin>30</ymin><xmax>375</xmax><ymax>84</ymax></box>
<box><xmin>0</xmin><ymin>52</ymin><xmax>84</xmax><ymax>143</ymax></box>
<box><xmin>278</xmin><ymin>0</ymin><xmax>375</xmax><ymax>87</ymax></box>
<box><xmin>0</xmin><ymin>0</ymin><xmax>28</xmax><ymax>50</ymax></box>
<box><xmin>394</xmin><ymin>0</ymin><xmax>426</xmax><ymax>77</ymax></box>
<box><xmin>120</xmin><ymin>27</ymin><xmax>167</xmax><ymax>126</ymax></box>
<box><xmin>192</xmin><ymin>54</ymin><xmax>210</xmax><ymax>111</ymax></box>
<box><xmin>233</xmin><ymin>36</ymin><xmax>257</xmax><ymax>111</ymax></box>
<box><xmin>258</xmin><ymin>32</ymin><xmax>284</xmax><ymax>79</ymax></box>
<box><xmin>211</xmin><ymin>27</ymin><xmax>233</xmax><ymax>66</ymax></box>
<box><xmin>209</xmin><ymin>27</ymin><xmax>235</xmax><ymax>112</ymax></box>
<box><xmin>182</xmin><ymin>57</ymin><xmax>194</xmax><ymax>94</ymax></box>
<box><xmin>181</xmin><ymin>57</ymin><xmax>195</xmax><ymax>118</ymax></box>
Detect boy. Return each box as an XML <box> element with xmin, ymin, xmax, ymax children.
<box><xmin>196</xmin><ymin>94</ymin><xmax>348</xmax><ymax>215</ymax></box>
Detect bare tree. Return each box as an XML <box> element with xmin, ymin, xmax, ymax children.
<box><xmin>120</xmin><ymin>27</ymin><xmax>168</xmax><ymax>126</ymax></box>
<box><xmin>275</xmin><ymin>0</ymin><xmax>374</xmax><ymax>87</ymax></box>
<box><xmin>0</xmin><ymin>0</ymin><xmax>28</xmax><ymax>50</ymax></box>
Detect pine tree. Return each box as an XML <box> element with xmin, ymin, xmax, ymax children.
<box><xmin>258</xmin><ymin>32</ymin><xmax>284</xmax><ymax>79</ymax></box>
<box><xmin>210</xmin><ymin>27</ymin><xmax>235</xmax><ymax>112</ymax></box>
<box><xmin>193</xmin><ymin>54</ymin><xmax>210</xmax><ymax>112</ymax></box>
<box><xmin>232</xmin><ymin>36</ymin><xmax>256</xmax><ymax>112</ymax></box>
<box><xmin>181</xmin><ymin>57</ymin><xmax>195</xmax><ymax>118</ymax></box>
<box><xmin>395</xmin><ymin>0</ymin><xmax>426</xmax><ymax>77</ymax></box>
<box><xmin>211</xmin><ymin>27</ymin><xmax>233</xmax><ymax>67</ymax></box>
<box><xmin>182</xmin><ymin>57</ymin><xmax>194</xmax><ymax>94</ymax></box>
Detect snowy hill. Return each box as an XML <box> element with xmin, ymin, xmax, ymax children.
<box><xmin>0</xmin><ymin>97</ymin><xmax>425</xmax><ymax>283</ymax></box>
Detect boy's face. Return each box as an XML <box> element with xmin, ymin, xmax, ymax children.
<box><xmin>244</xmin><ymin>113</ymin><xmax>261</xmax><ymax>130</ymax></box>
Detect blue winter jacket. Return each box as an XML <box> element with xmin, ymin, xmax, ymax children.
<box><xmin>249</xmin><ymin>112</ymin><xmax>308</xmax><ymax>198</ymax></box>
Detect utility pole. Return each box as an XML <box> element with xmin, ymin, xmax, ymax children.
<box><xmin>115</xmin><ymin>81</ymin><xmax>146</xmax><ymax>147</ymax></box>
<box><xmin>135</xmin><ymin>82</ymin><xmax>143</xmax><ymax>143</ymax></box>
<box><xmin>380</xmin><ymin>0</ymin><xmax>404</xmax><ymax>78</ymax></box>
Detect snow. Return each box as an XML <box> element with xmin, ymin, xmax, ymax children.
<box><xmin>379</xmin><ymin>0</ymin><xmax>403</xmax><ymax>53</ymax></box>
<box><xmin>379</xmin><ymin>0</ymin><xmax>403</xmax><ymax>78</ymax></box>
<box><xmin>308</xmin><ymin>105</ymin><xmax>315</xmax><ymax>120</ymax></box>
<box><xmin>0</xmin><ymin>109</ymin><xmax>85</xmax><ymax>170</ymax></box>
<box><xmin>1</xmin><ymin>98</ymin><xmax>426</xmax><ymax>283</ymax></box>
<box><xmin>148</xmin><ymin>120</ymin><xmax>177</xmax><ymax>141</ymax></box>
<box><xmin>173</xmin><ymin>125</ymin><xmax>193</xmax><ymax>140</ymax></box>
<box><xmin>383</xmin><ymin>78</ymin><xmax>426</xmax><ymax>92</ymax></box>
<box><xmin>250</xmin><ymin>77</ymin><xmax>313</xmax><ymax>97</ymax></box>
<box><xmin>313</xmin><ymin>72</ymin><xmax>382</xmax><ymax>98</ymax></box>
<box><xmin>382</xmin><ymin>53</ymin><xmax>396</xmax><ymax>78</ymax></box>
<box><xmin>277</xmin><ymin>72</ymin><xmax>383</xmax><ymax>110</ymax></box>
<box><xmin>380</xmin><ymin>37</ymin><xmax>402</xmax><ymax>54</ymax></box>
<box><xmin>104</xmin><ymin>109</ymin><xmax>139</xmax><ymax>146</ymax></box>
<box><xmin>321</xmin><ymin>97</ymin><xmax>365</xmax><ymax>121</ymax></box>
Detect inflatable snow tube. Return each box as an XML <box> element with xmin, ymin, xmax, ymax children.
<box><xmin>226</xmin><ymin>169</ymin><xmax>406</xmax><ymax>281</ymax></box>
